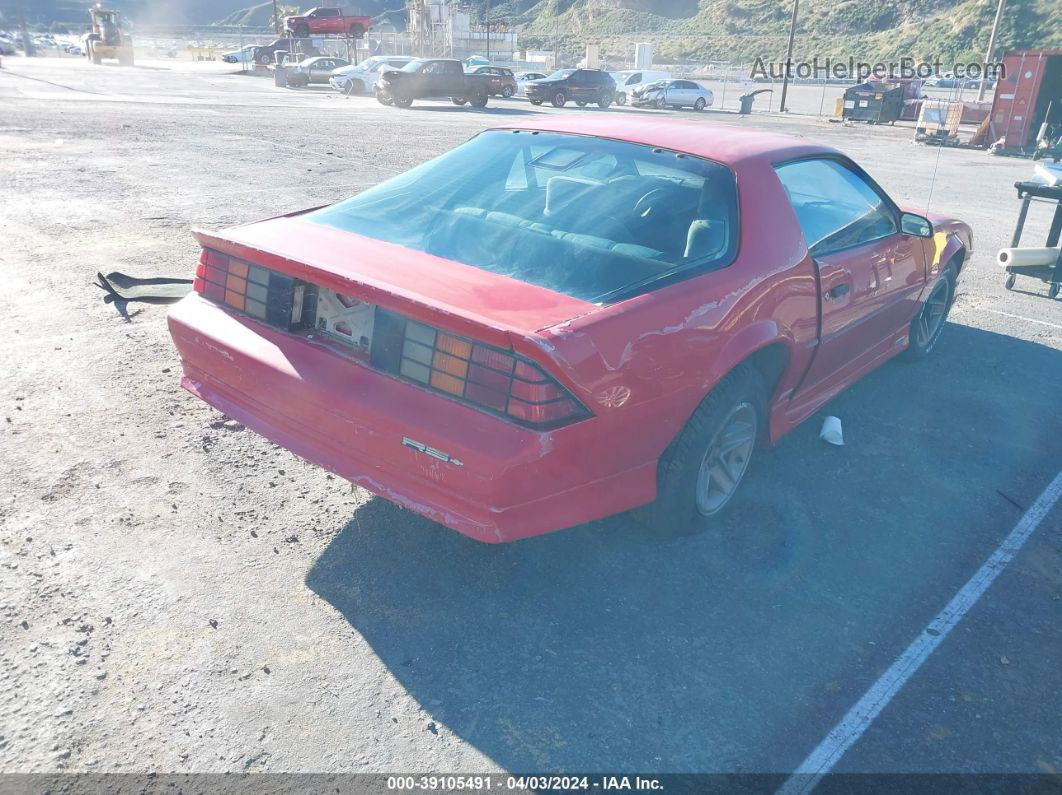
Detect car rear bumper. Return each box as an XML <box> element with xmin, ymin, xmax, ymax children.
<box><xmin>168</xmin><ymin>296</ymin><xmax>654</xmax><ymax>543</ymax></box>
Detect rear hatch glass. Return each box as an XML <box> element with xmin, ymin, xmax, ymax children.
<box><xmin>305</xmin><ymin>130</ymin><xmax>739</xmax><ymax>304</ymax></box>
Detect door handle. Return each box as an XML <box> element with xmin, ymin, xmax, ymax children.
<box><xmin>825</xmin><ymin>283</ymin><xmax>850</xmax><ymax>300</ymax></box>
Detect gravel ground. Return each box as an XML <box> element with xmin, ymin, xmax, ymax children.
<box><xmin>0</xmin><ymin>58</ymin><xmax>1060</xmax><ymax>780</ymax></box>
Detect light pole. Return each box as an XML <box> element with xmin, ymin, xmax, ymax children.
<box><xmin>977</xmin><ymin>0</ymin><xmax>1006</xmax><ymax>102</ymax></box>
<box><xmin>778</xmin><ymin>0</ymin><xmax>799</xmax><ymax>113</ymax></box>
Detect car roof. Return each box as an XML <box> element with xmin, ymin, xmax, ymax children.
<box><xmin>490</xmin><ymin>116</ymin><xmax>834</xmax><ymax>167</ymax></box>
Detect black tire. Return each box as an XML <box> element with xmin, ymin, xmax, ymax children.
<box><xmin>392</xmin><ymin>92</ymin><xmax>413</xmax><ymax>108</ymax></box>
<box><xmin>597</xmin><ymin>93</ymin><xmax>612</xmax><ymax>108</ymax></box>
<box><xmin>529</xmin><ymin>98</ymin><xmax>543</xmax><ymax>106</ymax></box>
<box><xmin>1005</xmin><ymin>273</ymin><xmax>1016</xmax><ymax>290</ymax></box>
<box><xmin>694</xmin><ymin>97</ymin><xmax>706</xmax><ymax>111</ymax></box>
<box><xmin>905</xmin><ymin>266</ymin><xmax>955</xmax><ymax>360</ymax></box>
<box><xmin>375</xmin><ymin>89</ymin><xmax>391</xmax><ymax>106</ymax></box>
<box><xmin>615</xmin><ymin>92</ymin><xmax>627</xmax><ymax>105</ymax></box>
<box><xmin>294</xmin><ymin>24</ymin><xmax>309</xmax><ymax>38</ymax></box>
<box><xmin>655</xmin><ymin>97</ymin><xmax>666</xmax><ymax>109</ymax></box>
<box><xmin>469</xmin><ymin>90</ymin><xmax>488</xmax><ymax>108</ymax></box>
<box><xmin>645</xmin><ymin>364</ymin><xmax>765</xmax><ymax>534</ymax></box>
<box><xmin>256</xmin><ymin>52</ymin><xmax>271</xmax><ymax>65</ymax></box>
<box><xmin>551</xmin><ymin>91</ymin><xmax>567</xmax><ymax>107</ymax></box>
<box><xmin>451</xmin><ymin>96</ymin><xmax>467</xmax><ymax>105</ymax></box>
<box><xmin>575</xmin><ymin>100</ymin><xmax>587</xmax><ymax>107</ymax></box>
<box><xmin>502</xmin><ymin>85</ymin><xmax>514</xmax><ymax>97</ymax></box>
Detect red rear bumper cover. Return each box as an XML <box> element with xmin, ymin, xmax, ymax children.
<box><xmin>168</xmin><ymin>296</ymin><xmax>655</xmax><ymax>542</ymax></box>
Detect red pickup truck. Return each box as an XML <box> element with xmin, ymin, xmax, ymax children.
<box><xmin>284</xmin><ymin>7</ymin><xmax>371</xmax><ymax>38</ymax></box>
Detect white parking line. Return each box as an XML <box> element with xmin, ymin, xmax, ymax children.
<box><xmin>777</xmin><ymin>467</ymin><xmax>1062</xmax><ymax>795</ymax></box>
<box><xmin>979</xmin><ymin>309</ymin><xmax>1062</xmax><ymax>331</ymax></box>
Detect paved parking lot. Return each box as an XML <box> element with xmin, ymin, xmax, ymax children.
<box><xmin>0</xmin><ymin>58</ymin><xmax>1060</xmax><ymax>778</ymax></box>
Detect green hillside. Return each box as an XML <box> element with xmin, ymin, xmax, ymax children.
<box><xmin>207</xmin><ymin>0</ymin><xmax>1060</xmax><ymax>66</ymax></box>
<box><xmin>488</xmin><ymin>0</ymin><xmax>1061</xmax><ymax>65</ymax></box>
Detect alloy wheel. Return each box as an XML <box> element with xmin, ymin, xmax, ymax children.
<box><xmin>695</xmin><ymin>402</ymin><xmax>757</xmax><ymax>515</ymax></box>
<box><xmin>914</xmin><ymin>280</ymin><xmax>949</xmax><ymax>348</ymax></box>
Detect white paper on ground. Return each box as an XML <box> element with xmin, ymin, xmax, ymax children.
<box><xmin>820</xmin><ymin>416</ymin><xmax>844</xmax><ymax>446</ymax></box>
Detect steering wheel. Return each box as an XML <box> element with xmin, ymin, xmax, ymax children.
<box><xmin>632</xmin><ymin>187</ymin><xmax>684</xmax><ymax>221</ymax></box>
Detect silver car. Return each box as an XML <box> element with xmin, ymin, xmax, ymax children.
<box><xmin>633</xmin><ymin>79</ymin><xmax>715</xmax><ymax>111</ymax></box>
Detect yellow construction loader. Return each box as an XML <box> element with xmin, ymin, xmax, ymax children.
<box><xmin>84</xmin><ymin>5</ymin><xmax>133</xmax><ymax>66</ymax></box>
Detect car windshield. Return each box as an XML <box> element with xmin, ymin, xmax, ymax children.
<box><xmin>400</xmin><ymin>60</ymin><xmax>425</xmax><ymax>73</ymax></box>
<box><xmin>545</xmin><ymin>69</ymin><xmax>575</xmax><ymax>80</ymax></box>
<box><xmin>306</xmin><ymin>130</ymin><xmax>739</xmax><ymax>304</ymax></box>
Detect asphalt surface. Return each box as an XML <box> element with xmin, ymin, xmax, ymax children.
<box><xmin>0</xmin><ymin>57</ymin><xmax>1060</xmax><ymax>779</ymax></box>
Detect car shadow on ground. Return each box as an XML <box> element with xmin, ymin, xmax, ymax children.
<box><xmin>305</xmin><ymin>323</ymin><xmax>1062</xmax><ymax>773</ymax></box>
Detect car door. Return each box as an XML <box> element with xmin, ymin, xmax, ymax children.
<box><xmin>309</xmin><ymin>59</ymin><xmax>331</xmax><ymax>81</ymax></box>
<box><xmin>775</xmin><ymin>157</ymin><xmax>927</xmax><ymax>392</ymax></box>
<box><xmin>570</xmin><ymin>70</ymin><xmax>593</xmax><ymax>102</ymax></box>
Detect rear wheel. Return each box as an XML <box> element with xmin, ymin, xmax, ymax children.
<box><xmin>905</xmin><ymin>267</ymin><xmax>954</xmax><ymax>359</ymax></box>
<box><xmin>597</xmin><ymin>92</ymin><xmax>612</xmax><ymax>108</ymax></box>
<box><xmin>615</xmin><ymin>92</ymin><xmax>627</xmax><ymax>105</ymax></box>
<box><xmin>529</xmin><ymin>98</ymin><xmax>543</xmax><ymax>106</ymax></box>
<box><xmin>469</xmin><ymin>90</ymin><xmax>488</xmax><ymax>108</ymax></box>
<box><xmin>645</xmin><ymin>364</ymin><xmax>765</xmax><ymax>534</ymax></box>
<box><xmin>551</xmin><ymin>91</ymin><xmax>567</xmax><ymax>107</ymax></box>
<box><xmin>392</xmin><ymin>91</ymin><xmax>413</xmax><ymax>108</ymax></box>
<box><xmin>575</xmin><ymin>100</ymin><xmax>587</xmax><ymax>107</ymax></box>
<box><xmin>501</xmin><ymin>85</ymin><xmax>513</xmax><ymax>97</ymax></box>
<box><xmin>694</xmin><ymin>97</ymin><xmax>706</xmax><ymax>111</ymax></box>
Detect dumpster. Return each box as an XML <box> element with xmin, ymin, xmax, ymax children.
<box><xmin>842</xmin><ymin>81</ymin><xmax>905</xmax><ymax>124</ymax></box>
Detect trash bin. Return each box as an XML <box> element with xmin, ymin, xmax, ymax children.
<box><xmin>273</xmin><ymin>66</ymin><xmax>288</xmax><ymax>88</ymax></box>
<box><xmin>738</xmin><ymin>89</ymin><xmax>771</xmax><ymax>115</ymax></box>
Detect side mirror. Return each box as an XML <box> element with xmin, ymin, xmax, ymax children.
<box><xmin>900</xmin><ymin>212</ymin><xmax>933</xmax><ymax>238</ymax></box>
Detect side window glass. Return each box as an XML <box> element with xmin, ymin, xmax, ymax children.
<box><xmin>775</xmin><ymin>159</ymin><xmax>898</xmax><ymax>255</ymax></box>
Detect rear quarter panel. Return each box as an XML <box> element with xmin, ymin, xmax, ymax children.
<box><xmin>529</xmin><ymin>156</ymin><xmax>819</xmax><ymax>478</ymax></box>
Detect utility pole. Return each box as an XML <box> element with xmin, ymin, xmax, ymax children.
<box><xmin>977</xmin><ymin>0</ymin><xmax>1006</xmax><ymax>102</ymax></box>
<box><xmin>272</xmin><ymin>0</ymin><xmax>281</xmax><ymax>36</ymax></box>
<box><xmin>485</xmin><ymin>0</ymin><xmax>491</xmax><ymax>61</ymax></box>
<box><xmin>778</xmin><ymin>0</ymin><xmax>799</xmax><ymax>113</ymax></box>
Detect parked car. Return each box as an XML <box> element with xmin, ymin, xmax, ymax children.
<box><xmin>284</xmin><ymin>7</ymin><xmax>371</xmax><ymax>39</ymax></box>
<box><xmin>284</xmin><ymin>56</ymin><xmax>351</xmax><ymax>87</ymax></box>
<box><xmin>632</xmin><ymin>79</ymin><xmax>715</xmax><ymax>110</ymax></box>
<box><xmin>221</xmin><ymin>44</ymin><xmax>261</xmax><ymax>64</ymax></box>
<box><xmin>254</xmin><ymin>38</ymin><xmax>317</xmax><ymax>65</ymax></box>
<box><xmin>524</xmin><ymin>68</ymin><xmax>615</xmax><ymax>108</ymax></box>
<box><xmin>329</xmin><ymin>56</ymin><xmax>414</xmax><ymax>93</ymax></box>
<box><xmin>610</xmin><ymin>69</ymin><xmax>672</xmax><ymax>105</ymax></box>
<box><xmin>169</xmin><ymin>116</ymin><xmax>971</xmax><ymax>543</ymax></box>
<box><xmin>374</xmin><ymin>59</ymin><xmax>492</xmax><ymax>108</ymax></box>
<box><xmin>515</xmin><ymin>71</ymin><xmax>547</xmax><ymax>95</ymax></box>
<box><xmin>465</xmin><ymin>66</ymin><xmax>518</xmax><ymax>97</ymax></box>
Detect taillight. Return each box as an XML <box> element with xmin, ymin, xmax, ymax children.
<box><xmin>372</xmin><ymin>311</ymin><xmax>589</xmax><ymax>429</ymax></box>
<box><xmin>195</xmin><ymin>248</ymin><xmax>306</xmax><ymax>329</ymax></box>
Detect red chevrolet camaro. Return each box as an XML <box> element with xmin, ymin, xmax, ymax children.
<box><xmin>169</xmin><ymin>117</ymin><xmax>972</xmax><ymax>543</ymax></box>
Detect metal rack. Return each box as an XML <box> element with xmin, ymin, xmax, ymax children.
<box><xmin>1003</xmin><ymin>180</ymin><xmax>1062</xmax><ymax>298</ymax></box>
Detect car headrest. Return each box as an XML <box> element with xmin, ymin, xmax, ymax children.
<box><xmin>684</xmin><ymin>197</ymin><xmax>730</xmax><ymax>260</ymax></box>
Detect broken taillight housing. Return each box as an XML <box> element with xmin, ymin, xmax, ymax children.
<box><xmin>194</xmin><ymin>249</ymin><xmax>304</xmax><ymax>328</ymax></box>
<box><xmin>371</xmin><ymin>310</ymin><xmax>590</xmax><ymax>429</ymax></box>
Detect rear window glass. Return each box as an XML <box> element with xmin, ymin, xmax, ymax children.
<box><xmin>306</xmin><ymin>131</ymin><xmax>739</xmax><ymax>304</ymax></box>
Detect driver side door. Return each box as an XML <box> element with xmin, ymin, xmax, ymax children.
<box><xmin>776</xmin><ymin>157</ymin><xmax>927</xmax><ymax>396</ymax></box>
